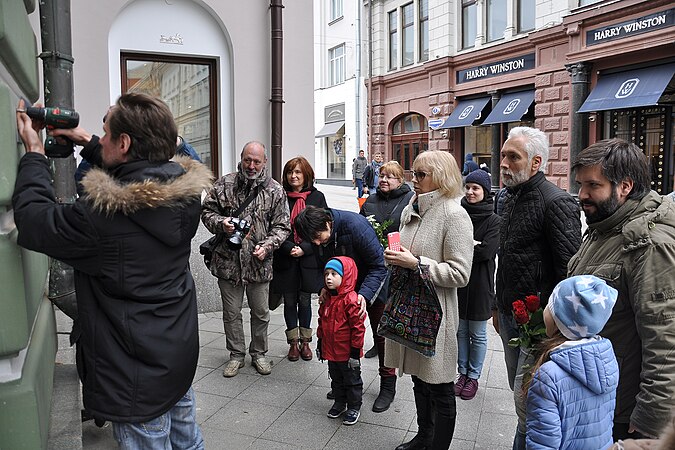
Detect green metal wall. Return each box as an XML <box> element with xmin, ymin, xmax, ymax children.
<box><xmin>0</xmin><ymin>1</ymin><xmax>56</xmax><ymax>449</ymax></box>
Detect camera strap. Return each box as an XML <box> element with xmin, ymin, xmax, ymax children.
<box><xmin>232</xmin><ymin>183</ymin><xmax>264</xmax><ymax>217</ymax></box>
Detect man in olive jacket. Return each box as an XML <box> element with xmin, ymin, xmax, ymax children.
<box><xmin>569</xmin><ymin>139</ymin><xmax>675</xmax><ymax>441</ymax></box>
<box><xmin>201</xmin><ymin>141</ymin><xmax>290</xmax><ymax>378</ymax></box>
<box><xmin>13</xmin><ymin>94</ymin><xmax>211</xmax><ymax>448</ymax></box>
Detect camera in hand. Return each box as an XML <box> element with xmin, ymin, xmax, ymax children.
<box><xmin>227</xmin><ymin>218</ymin><xmax>252</xmax><ymax>250</ymax></box>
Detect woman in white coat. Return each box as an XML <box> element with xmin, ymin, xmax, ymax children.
<box><xmin>384</xmin><ymin>151</ymin><xmax>474</xmax><ymax>450</ymax></box>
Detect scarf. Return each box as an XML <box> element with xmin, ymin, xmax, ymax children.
<box><xmin>288</xmin><ymin>190</ymin><xmax>311</xmax><ymax>244</ymax></box>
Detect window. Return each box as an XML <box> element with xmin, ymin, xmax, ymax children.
<box><xmin>121</xmin><ymin>53</ymin><xmax>219</xmax><ymax>175</ymax></box>
<box><xmin>330</xmin><ymin>0</ymin><xmax>343</xmax><ymax>21</ymax></box>
<box><xmin>391</xmin><ymin>113</ymin><xmax>428</xmax><ymax>172</ymax></box>
<box><xmin>389</xmin><ymin>10</ymin><xmax>398</xmax><ymax>70</ymax></box>
<box><xmin>419</xmin><ymin>0</ymin><xmax>429</xmax><ymax>62</ymax></box>
<box><xmin>402</xmin><ymin>3</ymin><xmax>414</xmax><ymax>67</ymax></box>
<box><xmin>329</xmin><ymin>45</ymin><xmax>345</xmax><ymax>86</ymax></box>
<box><xmin>518</xmin><ymin>0</ymin><xmax>535</xmax><ymax>32</ymax></box>
<box><xmin>487</xmin><ymin>0</ymin><xmax>507</xmax><ymax>42</ymax></box>
<box><xmin>462</xmin><ymin>0</ymin><xmax>477</xmax><ymax>49</ymax></box>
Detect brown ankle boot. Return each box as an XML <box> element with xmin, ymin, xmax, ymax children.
<box><xmin>299</xmin><ymin>327</ymin><xmax>313</xmax><ymax>361</ymax></box>
<box><xmin>285</xmin><ymin>328</ymin><xmax>300</xmax><ymax>361</ymax></box>
<box><xmin>300</xmin><ymin>340</ymin><xmax>312</xmax><ymax>361</ymax></box>
<box><xmin>288</xmin><ymin>340</ymin><xmax>300</xmax><ymax>361</ymax></box>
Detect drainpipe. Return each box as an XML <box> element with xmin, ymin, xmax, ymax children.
<box><xmin>270</xmin><ymin>0</ymin><xmax>284</xmax><ymax>182</ymax></box>
<box><xmin>355</xmin><ymin>1</ymin><xmax>361</xmax><ymax>157</ymax></box>
<box><xmin>367</xmin><ymin>0</ymin><xmax>373</xmax><ymax>157</ymax></box>
<box><xmin>39</xmin><ymin>0</ymin><xmax>78</xmax><ymax>320</ymax></box>
<box><xmin>565</xmin><ymin>61</ymin><xmax>591</xmax><ymax>195</ymax></box>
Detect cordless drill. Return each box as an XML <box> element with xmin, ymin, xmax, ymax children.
<box><xmin>23</xmin><ymin>106</ymin><xmax>80</xmax><ymax>157</ymax></box>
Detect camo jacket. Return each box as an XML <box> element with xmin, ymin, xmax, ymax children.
<box><xmin>201</xmin><ymin>166</ymin><xmax>290</xmax><ymax>284</ymax></box>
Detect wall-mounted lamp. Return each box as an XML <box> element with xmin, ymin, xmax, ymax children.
<box><xmin>588</xmin><ymin>113</ymin><xmax>596</xmax><ymax>122</ymax></box>
<box><xmin>440</xmin><ymin>129</ymin><xmax>448</xmax><ymax>139</ymax></box>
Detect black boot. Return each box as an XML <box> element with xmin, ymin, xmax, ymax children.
<box><xmin>372</xmin><ymin>376</ymin><xmax>396</xmax><ymax>412</ymax></box>
<box><xmin>396</xmin><ymin>378</ymin><xmax>433</xmax><ymax>450</ymax></box>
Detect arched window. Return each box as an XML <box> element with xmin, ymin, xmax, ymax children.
<box><xmin>391</xmin><ymin>113</ymin><xmax>428</xmax><ymax>173</ymax></box>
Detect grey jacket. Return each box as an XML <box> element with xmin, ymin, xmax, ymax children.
<box><xmin>353</xmin><ymin>156</ymin><xmax>367</xmax><ymax>180</ymax></box>
<box><xmin>201</xmin><ymin>165</ymin><xmax>290</xmax><ymax>284</ymax></box>
<box><xmin>567</xmin><ymin>191</ymin><xmax>675</xmax><ymax>438</ymax></box>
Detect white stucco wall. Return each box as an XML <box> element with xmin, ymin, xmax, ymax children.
<box><xmin>35</xmin><ymin>0</ymin><xmax>312</xmax><ymax>177</ymax></box>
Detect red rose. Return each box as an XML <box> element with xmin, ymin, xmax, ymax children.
<box><xmin>512</xmin><ymin>300</ymin><xmax>530</xmax><ymax>325</ymax></box>
<box><xmin>525</xmin><ymin>295</ymin><xmax>540</xmax><ymax>313</ymax></box>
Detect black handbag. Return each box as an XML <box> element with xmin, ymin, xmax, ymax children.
<box><xmin>378</xmin><ymin>264</ymin><xmax>443</xmax><ymax>357</ymax></box>
<box><xmin>200</xmin><ymin>184</ymin><xmax>263</xmax><ymax>269</ymax></box>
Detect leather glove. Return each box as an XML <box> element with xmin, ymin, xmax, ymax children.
<box><xmin>347</xmin><ymin>357</ymin><xmax>361</xmax><ymax>370</ymax></box>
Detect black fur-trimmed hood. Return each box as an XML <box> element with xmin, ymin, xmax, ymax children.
<box><xmin>81</xmin><ymin>156</ymin><xmax>213</xmax><ymax>216</ymax></box>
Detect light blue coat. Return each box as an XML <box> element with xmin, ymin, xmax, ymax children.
<box><xmin>526</xmin><ymin>337</ymin><xmax>618</xmax><ymax>450</ymax></box>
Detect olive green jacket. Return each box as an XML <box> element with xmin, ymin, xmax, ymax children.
<box><xmin>201</xmin><ymin>165</ymin><xmax>290</xmax><ymax>285</ymax></box>
<box><xmin>568</xmin><ymin>191</ymin><xmax>675</xmax><ymax>438</ymax></box>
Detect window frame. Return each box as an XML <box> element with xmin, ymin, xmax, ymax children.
<box><xmin>461</xmin><ymin>0</ymin><xmax>477</xmax><ymax>50</ymax></box>
<box><xmin>329</xmin><ymin>44</ymin><xmax>345</xmax><ymax>86</ymax></box>
<box><xmin>517</xmin><ymin>0</ymin><xmax>535</xmax><ymax>33</ymax></box>
<box><xmin>401</xmin><ymin>3</ymin><xmax>415</xmax><ymax>67</ymax></box>
<box><xmin>418</xmin><ymin>0</ymin><xmax>429</xmax><ymax>62</ymax></box>
<box><xmin>388</xmin><ymin>10</ymin><xmax>398</xmax><ymax>71</ymax></box>
<box><xmin>486</xmin><ymin>0</ymin><xmax>507</xmax><ymax>42</ymax></box>
<box><xmin>330</xmin><ymin>0</ymin><xmax>343</xmax><ymax>22</ymax></box>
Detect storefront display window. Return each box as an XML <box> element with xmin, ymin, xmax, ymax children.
<box><xmin>327</xmin><ymin>136</ymin><xmax>345</xmax><ymax>179</ymax></box>
<box><xmin>602</xmin><ymin>107</ymin><xmax>674</xmax><ymax>194</ymax></box>
<box><xmin>122</xmin><ymin>53</ymin><xmax>218</xmax><ymax>175</ymax></box>
<box><xmin>464</xmin><ymin>126</ymin><xmax>492</xmax><ymax>168</ymax></box>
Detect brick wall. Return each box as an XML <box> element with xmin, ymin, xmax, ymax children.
<box><xmin>534</xmin><ymin>69</ymin><xmax>571</xmax><ymax>190</ymax></box>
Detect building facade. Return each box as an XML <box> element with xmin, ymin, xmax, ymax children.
<box><xmin>314</xmin><ymin>0</ymin><xmax>369</xmax><ymax>183</ymax></box>
<box><xmin>60</xmin><ymin>0</ymin><xmax>314</xmax><ymax>178</ymax></box>
<box><xmin>368</xmin><ymin>0</ymin><xmax>675</xmax><ymax>193</ymax></box>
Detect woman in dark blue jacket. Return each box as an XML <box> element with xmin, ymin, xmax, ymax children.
<box><xmin>271</xmin><ymin>157</ymin><xmax>327</xmax><ymax>361</ymax></box>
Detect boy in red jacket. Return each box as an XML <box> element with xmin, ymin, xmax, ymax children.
<box><xmin>317</xmin><ymin>257</ymin><xmax>365</xmax><ymax>425</ymax></box>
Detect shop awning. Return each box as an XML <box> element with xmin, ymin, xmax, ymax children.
<box><xmin>482</xmin><ymin>91</ymin><xmax>535</xmax><ymax>125</ymax></box>
<box><xmin>578</xmin><ymin>63</ymin><xmax>675</xmax><ymax>113</ymax></box>
<box><xmin>315</xmin><ymin>121</ymin><xmax>345</xmax><ymax>138</ymax></box>
<box><xmin>439</xmin><ymin>97</ymin><xmax>491</xmax><ymax>128</ymax></box>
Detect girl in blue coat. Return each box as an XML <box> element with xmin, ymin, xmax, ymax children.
<box><xmin>526</xmin><ymin>275</ymin><xmax>619</xmax><ymax>450</ymax></box>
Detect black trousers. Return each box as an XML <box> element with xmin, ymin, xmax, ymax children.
<box><xmin>328</xmin><ymin>360</ymin><xmax>363</xmax><ymax>410</ymax></box>
<box><xmin>411</xmin><ymin>375</ymin><xmax>457</xmax><ymax>450</ymax></box>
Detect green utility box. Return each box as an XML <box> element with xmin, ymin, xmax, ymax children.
<box><xmin>0</xmin><ymin>1</ymin><xmax>56</xmax><ymax>449</ymax></box>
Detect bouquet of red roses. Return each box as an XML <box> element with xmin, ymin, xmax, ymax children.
<box><xmin>508</xmin><ymin>295</ymin><xmax>546</xmax><ymax>349</ymax></box>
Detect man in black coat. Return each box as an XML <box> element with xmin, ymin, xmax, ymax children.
<box><xmin>494</xmin><ymin>126</ymin><xmax>581</xmax><ymax>450</ymax></box>
<box><xmin>13</xmin><ymin>94</ymin><xmax>211</xmax><ymax>449</ymax></box>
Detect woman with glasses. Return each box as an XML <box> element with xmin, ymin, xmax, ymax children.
<box><xmin>359</xmin><ymin>161</ymin><xmax>414</xmax><ymax>413</ymax></box>
<box><xmin>270</xmin><ymin>157</ymin><xmax>327</xmax><ymax>362</ymax></box>
<box><xmin>384</xmin><ymin>151</ymin><xmax>474</xmax><ymax>450</ymax></box>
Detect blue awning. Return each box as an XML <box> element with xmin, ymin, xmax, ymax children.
<box><xmin>482</xmin><ymin>91</ymin><xmax>535</xmax><ymax>125</ymax></box>
<box><xmin>578</xmin><ymin>63</ymin><xmax>675</xmax><ymax>113</ymax></box>
<box><xmin>439</xmin><ymin>97</ymin><xmax>491</xmax><ymax>128</ymax></box>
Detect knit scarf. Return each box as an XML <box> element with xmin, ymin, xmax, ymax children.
<box><xmin>288</xmin><ymin>190</ymin><xmax>311</xmax><ymax>243</ymax></box>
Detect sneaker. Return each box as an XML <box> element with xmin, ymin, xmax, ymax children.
<box><xmin>460</xmin><ymin>378</ymin><xmax>479</xmax><ymax>400</ymax></box>
<box><xmin>327</xmin><ymin>402</ymin><xmax>347</xmax><ymax>419</ymax></box>
<box><xmin>454</xmin><ymin>374</ymin><xmax>468</xmax><ymax>396</ymax></box>
<box><xmin>252</xmin><ymin>356</ymin><xmax>272</xmax><ymax>375</ymax></box>
<box><xmin>342</xmin><ymin>408</ymin><xmax>360</xmax><ymax>425</ymax></box>
<box><xmin>222</xmin><ymin>359</ymin><xmax>245</xmax><ymax>378</ymax></box>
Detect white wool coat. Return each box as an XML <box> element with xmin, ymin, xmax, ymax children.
<box><xmin>384</xmin><ymin>189</ymin><xmax>474</xmax><ymax>384</ymax></box>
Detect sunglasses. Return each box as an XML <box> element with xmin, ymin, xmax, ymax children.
<box><xmin>412</xmin><ymin>170</ymin><xmax>430</xmax><ymax>180</ymax></box>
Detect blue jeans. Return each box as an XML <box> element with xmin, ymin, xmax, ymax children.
<box><xmin>497</xmin><ymin>312</ymin><xmax>520</xmax><ymax>391</ymax></box>
<box><xmin>456</xmin><ymin>319</ymin><xmax>488</xmax><ymax>379</ymax></box>
<box><xmin>283</xmin><ymin>291</ymin><xmax>312</xmax><ymax>329</ymax></box>
<box><xmin>112</xmin><ymin>388</ymin><xmax>204</xmax><ymax>450</ymax></box>
<box><xmin>355</xmin><ymin>178</ymin><xmax>364</xmax><ymax>198</ymax></box>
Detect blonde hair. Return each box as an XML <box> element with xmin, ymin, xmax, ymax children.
<box><xmin>413</xmin><ymin>151</ymin><xmax>463</xmax><ymax>197</ymax></box>
<box><xmin>379</xmin><ymin>161</ymin><xmax>404</xmax><ymax>180</ymax></box>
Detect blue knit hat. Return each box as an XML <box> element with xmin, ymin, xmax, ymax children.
<box><xmin>465</xmin><ymin>169</ymin><xmax>492</xmax><ymax>195</ymax></box>
<box><xmin>548</xmin><ymin>275</ymin><xmax>618</xmax><ymax>339</ymax></box>
<box><xmin>324</xmin><ymin>258</ymin><xmax>344</xmax><ymax>277</ymax></box>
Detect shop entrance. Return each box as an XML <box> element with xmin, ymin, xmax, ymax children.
<box><xmin>391</xmin><ymin>113</ymin><xmax>428</xmax><ymax>179</ymax></box>
<box><xmin>603</xmin><ymin>106</ymin><xmax>674</xmax><ymax>194</ymax></box>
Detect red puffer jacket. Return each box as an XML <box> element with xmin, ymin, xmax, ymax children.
<box><xmin>317</xmin><ymin>256</ymin><xmax>365</xmax><ymax>362</ymax></box>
